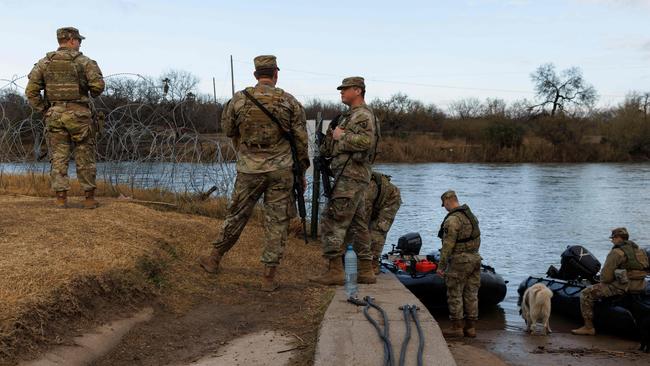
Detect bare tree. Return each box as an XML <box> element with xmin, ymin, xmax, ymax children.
<box><xmin>530</xmin><ymin>63</ymin><xmax>597</xmax><ymax>116</ymax></box>
<box><xmin>161</xmin><ymin>70</ymin><xmax>200</xmax><ymax>102</ymax></box>
<box><xmin>371</xmin><ymin>93</ymin><xmax>444</xmax><ymax>132</ymax></box>
<box><xmin>482</xmin><ymin>98</ymin><xmax>507</xmax><ymax>117</ymax></box>
<box><xmin>448</xmin><ymin>97</ymin><xmax>482</xmax><ymax>119</ymax></box>
<box><xmin>621</xmin><ymin>91</ymin><xmax>650</xmax><ymax>122</ymax></box>
<box><xmin>507</xmin><ymin>98</ymin><xmax>535</xmax><ymax>120</ymax></box>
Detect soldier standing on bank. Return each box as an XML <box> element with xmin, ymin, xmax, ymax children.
<box><xmin>310</xmin><ymin>77</ymin><xmax>379</xmax><ymax>286</ymax></box>
<box><xmin>365</xmin><ymin>170</ymin><xmax>401</xmax><ymax>274</ymax></box>
<box><xmin>572</xmin><ymin>227</ymin><xmax>649</xmax><ymax>336</ymax></box>
<box><xmin>437</xmin><ymin>190</ymin><xmax>482</xmax><ymax>338</ymax></box>
<box><xmin>25</xmin><ymin>27</ymin><xmax>105</xmax><ymax>208</ymax></box>
<box><xmin>198</xmin><ymin>55</ymin><xmax>309</xmax><ymax>292</ymax></box>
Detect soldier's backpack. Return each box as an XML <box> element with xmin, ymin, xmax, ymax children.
<box><xmin>557</xmin><ymin>245</ymin><xmax>601</xmax><ymax>282</ymax></box>
<box><xmin>44</xmin><ymin>51</ymin><xmax>84</xmax><ymax>102</ymax></box>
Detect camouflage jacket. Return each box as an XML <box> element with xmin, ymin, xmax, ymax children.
<box><xmin>600</xmin><ymin>240</ymin><xmax>649</xmax><ymax>292</ymax></box>
<box><xmin>365</xmin><ymin>172</ymin><xmax>401</xmax><ymax>233</ymax></box>
<box><xmin>439</xmin><ymin>204</ymin><xmax>481</xmax><ymax>270</ymax></box>
<box><xmin>320</xmin><ymin>103</ymin><xmax>378</xmax><ymax>183</ymax></box>
<box><xmin>25</xmin><ymin>47</ymin><xmax>104</xmax><ymax>113</ymax></box>
<box><xmin>222</xmin><ymin>81</ymin><xmax>309</xmax><ymax>174</ymax></box>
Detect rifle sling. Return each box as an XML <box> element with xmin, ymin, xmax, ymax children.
<box><xmin>241</xmin><ymin>89</ymin><xmax>292</xmax><ymax>143</ymax></box>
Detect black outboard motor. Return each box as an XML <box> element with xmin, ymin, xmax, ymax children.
<box><xmin>551</xmin><ymin>245</ymin><xmax>601</xmax><ymax>283</ymax></box>
<box><xmin>396</xmin><ymin>232</ymin><xmax>422</xmax><ymax>256</ymax></box>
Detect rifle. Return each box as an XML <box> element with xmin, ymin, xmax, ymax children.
<box><xmin>314</xmin><ymin>117</ymin><xmax>332</xmax><ymax>198</ymax></box>
<box><xmin>241</xmin><ymin>90</ymin><xmax>308</xmax><ymax>244</ymax></box>
<box><xmin>314</xmin><ymin>115</ymin><xmax>343</xmax><ymax>198</ymax></box>
<box><xmin>88</xmin><ymin>98</ymin><xmax>105</xmax><ymax>141</ymax></box>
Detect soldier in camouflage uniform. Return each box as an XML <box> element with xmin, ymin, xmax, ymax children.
<box><xmin>365</xmin><ymin>171</ymin><xmax>401</xmax><ymax>274</ymax></box>
<box><xmin>310</xmin><ymin>77</ymin><xmax>379</xmax><ymax>286</ymax></box>
<box><xmin>198</xmin><ymin>55</ymin><xmax>309</xmax><ymax>292</ymax></box>
<box><xmin>438</xmin><ymin>190</ymin><xmax>482</xmax><ymax>338</ymax></box>
<box><xmin>572</xmin><ymin>228</ymin><xmax>649</xmax><ymax>335</ymax></box>
<box><xmin>25</xmin><ymin>27</ymin><xmax>105</xmax><ymax>208</ymax></box>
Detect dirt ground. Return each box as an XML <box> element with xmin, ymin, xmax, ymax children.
<box><xmin>438</xmin><ymin>310</ymin><xmax>650</xmax><ymax>366</ymax></box>
<box><xmin>0</xmin><ymin>194</ymin><xmax>332</xmax><ymax>366</ymax></box>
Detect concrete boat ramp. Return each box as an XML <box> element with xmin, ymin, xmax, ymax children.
<box><xmin>314</xmin><ymin>272</ymin><xmax>456</xmax><ymax>366</ymax></box>
<box><xmin>21</xmin><ymin>272</ymin><xmax>454</xmax><ymax>366</ymax></box>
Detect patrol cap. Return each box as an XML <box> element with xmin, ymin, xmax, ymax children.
<box><xmin>440</xmin><ymin>190</ymin><xmax>457</xmax><ymax>206</ymax></box>
<box><xmin>337</xmin><ymin>76</ymin><xmax>366</xmax><ymax>90</ymax></box>
<box><xmin>609</xmin><ymin>227</ymin><xmax>629</xmax><ymax>239</ymax></box>
<box><xmin>254</xmin><ymin>55</ymin><xmax>279</xmax><ymax>71</ymax></box>
<box><xmin>56</xmin><ymin>27</ymin><xmax>85</xmax><ymax>40</ymax></box>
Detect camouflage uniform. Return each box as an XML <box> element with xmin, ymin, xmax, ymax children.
<box><xmin>439</xmin><ymin>192</ymin><xmax>482</xmax><ymax>321</ymax></box>
<box><xmin>25</xmin><ymin>27</ymin><xmax>104</xmax><ymax>193</ymax></box>
<box><xmin>211</xmin><ymin>55</ymin><xmax>309</xmax><ymax>267</ymax></box>
<box><xmin>579</xmin><ymin>238</ymin><xmax>649</xmax><ymax>321</ymax></box>
<box><xmin>319</xmin><ymin>77</ymin><xmax>378</xmax><ymax>261</ymax></box>
<box><xmin>364</xmin><ymin>171</ymin><xmax>401</xmax><ymax>261</ymax></box>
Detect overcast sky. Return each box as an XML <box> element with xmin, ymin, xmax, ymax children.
<box><xmin>1</xmin><ymin>0</ymin><xmax>649</xmax><ymax>109</ymax></box>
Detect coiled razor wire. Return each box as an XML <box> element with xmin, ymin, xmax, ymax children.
<box><xmin>0</xmin><ymin>74</ymin><xmax>326</xmax><ymax>214</ymax></box>
<box><xmin>0</xmin><ymin>73</ymin><xmax>237</xmax><ymax>197</ymax></box>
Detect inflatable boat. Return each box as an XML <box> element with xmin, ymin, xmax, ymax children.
<box><xmin>382</xmin><ymin>232</ymin><xmax>507</xmax><ymax>309</ymax></box>
<box><xmin>518</xmin><ymin>245</ymin><xmax>650</xmax><ymax>337</ymax></box>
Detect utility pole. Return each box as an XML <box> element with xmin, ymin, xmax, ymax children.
<box><xmin>212</xmin><ymin>77</ymin><xmax>217</xmax><ymax>104</ymax></box>
<box><xmin>213</xmin><ymin>77</ymin><xmax>219</xmax><ymax>132</ymax></box>
<box><xmin>230</xmin><ymin>55</ymin><xmax>235</xmax><ymax>97</ymax></box>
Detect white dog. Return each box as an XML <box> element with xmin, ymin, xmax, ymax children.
<box><xmin>521</xmin><ymin>283</ymin><xmax>553</xmax><ymax>335</ymax></box>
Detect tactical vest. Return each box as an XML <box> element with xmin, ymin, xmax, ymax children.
<box><xmin>437</xmin><ymin>205</ymin><xmax>481</xmax><ymax>244</ymax></box>
<box><xmin>337</xmin><ymin>109</ymin><xmax>377</xmax><ymax>164</ymax></box>
<box><xmin>239</xmin><ymin>87</ymin><xmax>286</xmax><ymax>146</ymax></box>
<box><xmin>44</xmin><ymin>51</ymin><xmax>85</xmax><ymax>102</ymax></box>
<box><xmin>616</xmin><ymin>241</ymin><xmax>649</xmax><ymax>271</ymax></box>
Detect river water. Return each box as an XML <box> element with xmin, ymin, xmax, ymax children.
<box><xmin>375</xmin><ymin>163</ymin><xmax>650</xmax><ymax>328</ymax></box>
<box><xmin>3</xmin><ymin>161</ymin><xmax>650</xmax><ymax>329</ymax></box>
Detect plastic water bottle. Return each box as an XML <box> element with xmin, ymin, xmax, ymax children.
<box><xmin>344</xmin><ymin>245</ymin><xmax>358</xmax><ymax>298</ymax></box>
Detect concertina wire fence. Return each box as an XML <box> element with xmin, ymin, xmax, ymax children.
<box><xmin>0</xmin><ymin>73</ymin><xmax>324</xmax><ymax>218</ymax></box>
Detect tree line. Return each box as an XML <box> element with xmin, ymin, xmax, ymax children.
<box><xmin>2</xmin><ymin>64</ymin><xmax>649</xmax><ymax>161</ymax></box>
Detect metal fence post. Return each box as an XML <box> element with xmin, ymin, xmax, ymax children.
<box><xmin>310</xmin><ymin>112</ymin><xmax>323</xmax><ymax>239</ymax></box>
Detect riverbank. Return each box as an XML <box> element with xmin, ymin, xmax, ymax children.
<box><xmin>0</xmin><ymin>194</ymin><xmax>332</xmax><ymax>365</ymax></box>
<box><xmin>437</xmin><ymin>315</ymin><xmax>650</xmax><ymax>366</ymax></box>
<box><xmin>0</xmin><ymin>172</ymin><xmax>260</xmax><ymax>223</ymax></box>
<box><xmin>375</xmin><ymin>134</ymin><xmax>640</xmax><ymax>163</ymax></box>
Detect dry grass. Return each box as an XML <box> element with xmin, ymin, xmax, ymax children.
<box><xmin>0</xmin><ymin>173</ymin><xmax>262</xmax><ymax>222</ymax></box>
<box><xmin>0</xmin><ymin>194</ymin><xmax>329</xmax><ymax>363</ymax></box>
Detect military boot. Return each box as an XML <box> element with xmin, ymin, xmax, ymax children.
<box><xmin>372</xmin><ymin>258</ymin><xmax>381</xmax><ymax>275</ymax></box>
<box><xmin>571</xmin><ymin>319</ymin><xmax>596</xmax><ymax>336</ymax></box>
<box><xmin>358</xmin><ymin>260</ymin><xmax>377</xmax><ymax>284</ymax></box>
<box><xmin>309</xmin><ymin>258</ymin><xmax>344</xmax><ymax>286</ymax></box>
<box><xmin>198</xmin><ymin>248</ymin><xmax>223</xmax><ymax>274</ymax></box>
<box><xmin>442</xmin><ymin>319</ymin><xmax>465</xmax><ymax>338</ymax></box>
<box><xmin>261</xmin><ymin>265</ymin><xmax>279</xmax><ymax>292</ymax></box>
<box><xmin>464</xmin><ymin>319</ymin><xmax>477</xmax><ymax>338</ymax></box>
<box><xmin>55</xmin><ymin>191</ymin><xmax>67</xmax><ymax>208</ymax></box>
<box><xmin>83</xmin><ymin>189</ymin><xmax>99</xmax><ymax>209</ymax></box>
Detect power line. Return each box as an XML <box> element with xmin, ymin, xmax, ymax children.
<box><xmin>232</xmin><ymin>58</ymin><xmax>631</xmax><ymax>97</ymax></box>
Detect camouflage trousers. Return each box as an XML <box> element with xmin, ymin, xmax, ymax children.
<box><xmin>212</xmin><ymin>167</ymin><xmax>294</xmax><ymax>266</ymax></box>
<box><xmin>45</xmin><ymin>104</ymin><xmax>96</xmax><ymax>192</ymax></box>
<box><xmin>370</xmin><ymin>227</ymin><xmax>388</xmax><ymax>261</ymax></box>
<box><xmin>579</xmin><ymin>283</ymin><xmax>625</xmax><ymax>321</ymax></box>
<box><xmin>320</xmin><ymin>176</ymin><xmax>371</xmax><ymax>261</ymax></box>
<box><xmin>444</xmin><ymin>253</ymin><xmax>482</xmax><ymax>321</ymax></box>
